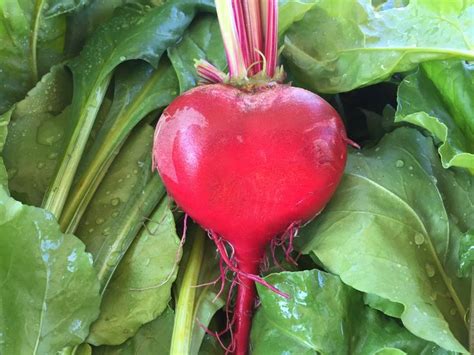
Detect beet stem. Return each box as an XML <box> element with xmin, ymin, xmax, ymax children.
<box><xmin>233</xmin><ymin>261</ymin><xmax>259</xmax><ymax>355</ymax></box>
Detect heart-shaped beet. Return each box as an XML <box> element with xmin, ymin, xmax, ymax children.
<box><xmin>153</xmin><ymin>83</ymin><xmax>347</xmax><ymax>262</ymax></box>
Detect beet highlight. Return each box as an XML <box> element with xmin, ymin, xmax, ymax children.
<box><xmin>153</xmin><ymin>1</ymin><xmax>352</xmax><ymax>353</ymax></box>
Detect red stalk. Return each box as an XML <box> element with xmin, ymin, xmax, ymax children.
<box><xmin>233</xmin><ymin>259</ymin><xmax>260</xmax><ymax>355</ymax></box>
<box><xmin>262</xmin><ymin>0</ymin><xmax>278</xmax><ymax>77</ymax></box>
<box><xmin>242</xmin><ymin>1</ymin><xmax>264</xmax><ymax>75</ymax></box>
<box><xmin>232</xmin><ymin>0</ymin><xmax>251</xmax><ymax>69</ymax></box>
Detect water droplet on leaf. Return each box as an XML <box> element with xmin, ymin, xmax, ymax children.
<box><xmin>395</xmin><ymin>160</ymin><xmax>404</xmax><ymax>168</ymax></box>
<box><xmin>95</xmin><ymin>218</ymin><xmax>104</xmax><ymax>225</ymax></box>
<box><xmin>414</xmin><ymin>233</ymin><xmax>424</xmax><ymax>245</ymax></box>
<box><xmin>110</xmin><ymin>198</ymin><xmax>120</xmax><ymax>206</ymax></box>
<box><xmin>37</xmin><ymin>119</ymin><xmax>64</xmax><ymax>146</ymax></box>
<box><xmin>425</xmin><ymin>263</ymin><xmax>435</xmax><ymax>277</ymax></box>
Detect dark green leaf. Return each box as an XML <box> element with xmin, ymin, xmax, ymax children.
<box><xmin>168</xmin><ymin>15</ymin><xmax>226</xmax><ymax>92</ymax></box>
<box><xmin>0</xmin><ymin>188</ymin><xmax>100</xmax><ymax>354</ymax></box>
<box><xmin>93</xmin><ymin>307</ymin><xmax>174</xmax><ymax>355</ymax></box>
<box><xmin>75</xmin><ymin>124</ymin><xmax>165</xmax><ymax>293</ymax></box>
<box><xmin>298</xmin><ymin>128</ymin><xmax>471</xmax><ymax>353</ymax></box>
<box><xmin>88</xmin><ymin>198</ymin><xmax>180</xmax><ymax>345</ymax></box>
<box><xmin>395</xmin><ymin>60</ymin><xmax>474</xmax><ymax>172</ymax></box>
<box><xmin>60</xmin><ymin>59</ymin><xmax>178</xmax><ymax>232</ymax></box>
<box><xmin>3</xmin><ymin>64</ymin><xmax>72</xmax><ymax>206</ymax></box>
<box><xmin>0</xmin><ymin>0</ymin><xmax>84</xmax><ymax>113</ymax></box>
<box><xmin>43</xmin><ymin>0</ymin><xmax>214</xmax><ymax>217</ymax></box>
<box><xmin>251</xmin><ymin>270</ymin><xmax>445</xmax><ymax>354</ymax></box>
<box><xmin>0</xmin><ymin>107</ymin><xmax>13</xmax><ymax>187</ymax></box>
<box><xmin>283</xmin><ymin>0</ymin><xmax>474</xmax><ymax>93</ymax></box>
<box><xmin>64</xmin><ymin>0</ymin><xmax>159</xmax><ymax>56</ymax></box>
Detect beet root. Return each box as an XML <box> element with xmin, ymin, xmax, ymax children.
<box><xmin>153</xmin><ymin>83</ymin><xmax>348</xmax><ymax>354</ymax></box>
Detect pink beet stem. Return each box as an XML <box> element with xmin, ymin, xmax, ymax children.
<box><xmin>262</xmin><ymin>0</ymin><xmax>278</xmax><ymax>77</ymax></box>
<box><xmin>242</xmin><ymin>0</ymin><xmax>263</xmax><ymax>75</ymax></box>
<box><xmin>232</xmin><ymin>0</ymin><xmax>251</xmax><ymax>69</ymax></box>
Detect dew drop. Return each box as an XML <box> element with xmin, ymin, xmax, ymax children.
<box><xmin>145</xmin><ymin>258</ymin><xmax>151</xmax><ymax>266</ymax></box>
<box><xmin>112</xmin><ymin>211</ymin><xmax>119</xmax><ymax>217</ymax></box>
<box><xmin>408</xmin><ymin>165</ymin><xmax>414</xmax><ymax>171</ymax></box>
<box><xmin>95</xmin><ymin>218</ymin><xmax>104</xmax><ymax>225</ymax></box>
<box><xmin>111</xmin><ymin>198</ymin><xmax>120</xmax><ymax>206</ymax></box>
<box><xmin>133</xmin><ymin>169</ymin><xmax>138</xmax><ymax>174</ymax></box>
<box><xmin>449</xmin><ymin>308</ymin><xmax>456</xmax><ymax>316</ymax></box>
<box><xmin>105</xmin><ymin>191</ymin><xmax>111</xmax><ymax>195</ymax></box>
<box><xmin>37</xmin><ymin>162</ymin><xmax>45</xmax><ymax>169</ymax></box>
<box><xmin>37</xmin><ymin>119</ymin><xmax>64</xmax><ymax>146</ymax></box>
<box><xmin>126</xmin><ymin>174</ymin><xmax>131</xmax><ymax>179</ymax></box>
<box><xmin>425</xmin><ymin>263</ymin><xmax>435</xmax><ymax>277</ymax></box>
<box><xmin>119</xmin><ymin>56</ymin><xmax>126</xmax><ymax>61</ymax></box>
<box><xmin>118</xmin><ymin>178</ymin><xmax>123</xmax><ymax>183</ymax></box>
<box><xmin>48</xmin><ymin>152</ymin><xmax>59</xmax><ymax>160</ymax></box>
<box><xmin>395</xmin><ymin>159</ymin><xmax>405</xmax><ymax>168</ymax></box>
<box><xmin>102</xmin><ymin>227</ymin><xmax>111</xmax><ymax>236</ymax></box>
<box><xmin>88</xmin><ymin>228</ymin><xmax>94</xmax><ymax>233</ymax></box>
<box><xmin>414</xmin><ymin>233</ymin><xmax>425</xmax><ymax>245</ymax></box>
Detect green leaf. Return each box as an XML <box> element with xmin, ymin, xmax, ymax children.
<box><xmin>364</xmin><ymin>293</ymin><xmax>403</xmax><ymax>318</ymax></box>
<box><xmin>277</xmin><ymin>0</ymin><xmax>319</xmax><ymax>35</ymax></box>
<box><xmin>282</xmin><ymin>0</ymin><xmax>474</xmax><ymax>93</ymax></box>
<box><xmin>64</xmin><ymin>0</ymin><xmax>158</xmax><ymax>56</ymax></box>
<box><xmin>88</xmin><ymin>198</ymin><xmax>181</xmax><ymax>345</ymax></box>
<box><xmin>3</xmin><ymin>64</ymin><xmax>72</xmax><ymax>206</ymax></box>
<box><xmin>170</xmin><ymin>226</ymin><xmax>227</xmax><ymax>355</ymax></box>
<box><xmin>75</xmin><ymin>123</ymin><xmax>165</xmax><ymax>293</ymax></box>
<box><xmin>60</xmin><ymin>59</ymin><xmax>178</xmax><ymax>232</ymax></box>
<box><xmin>0</xmin><ymin>107</ymin><xmax>13</xmax><ymax>187</ymax></box>
<box><xmin>43</xmin><ymin>0</ymin><xmax>214</xmax><ymax>217</ymax></box>
<box><xmin>251</xmin><ymin>270</ymin><xmax>445</xmax><ymax>354</ymax></box>
<box><xmin>458</xmin><ymin>231</ymin><xmax>474</xmax><ymax>278</ymax></box>
<box><xmin>395</xmin><ymin>60</ymin><xmax>474</xmax><ymax>172</ymax></box>
<box><xmin>93</xmin><ymin>307</ymin><xmax>174</xmax><ymax>355</ymax></box>
<box><xmin>168</xmin><ymin>15</ymin><xmax>226</xmax><ymax>92</ymax></box>
<box><xmin>0</xmin><ymin>0</ymin><xmax>85</xmax><ymax>113</ymax></box>
<box><xmin>298</xmin><ymin>128</ymin><xmax>472</xmax><ymax>353</ymax></box>
<box><xmin>0</xmin><ymin>188</ymin><xmax>100</xmax><ymax>354</ymax></box>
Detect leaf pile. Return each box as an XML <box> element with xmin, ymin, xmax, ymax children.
<box><xmin>0</xmin><ymin>0</ymin><xmax>473</xmax><ymax>353</ymax></box>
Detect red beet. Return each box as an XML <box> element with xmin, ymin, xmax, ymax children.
<box><xmin>153</xmin><ymin>82</ymin><xmax>347</xmax><ymax>354</ymax></box>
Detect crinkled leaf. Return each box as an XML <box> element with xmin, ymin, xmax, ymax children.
<box><xmin>0</xmin><ymin>189</ymin><xmax>100</xmax><ymax>354</ymax></box>
<box><xmin>60</xmin><ymin>59</ymin><xmax>178</xmax><ymax>232</ymax></box>
<box><xmin>168</xmin><ymin>15</ymin><xmax>226</xmax><ymax>92</ymax></box>
<box><xmin>0</xmin><ymin>0</ymin><xmax>86</xmax><ymax>113</ymax></box>
<box><xmin>283</xmin><ymin>0</ymin><xmax>474</xmax><ymax>93</ymax></box>
<box><xmin>76</xmin><ymin>124</ymin><xmax>165</xmax><ymax>293</ymax></box>
<box><xmin>88</xmin><ymin>198</ymin><xmax>180</xmax><ymax>345</ymax></box>
<box><xmin>395</xmin><ymin>60</ymin><xmax>474</xmax><ymax>172</ymax></box>
<box><xmin>3</xmin><ymin>64</ymin><xmax>72</xmax><ymax>205</ymax></box>
<box><xmin>93</xmin><ymin>307</ymin><xmax>174</xmax><ymax>355</ymax></box>
<box><xmin>298</xmin><ymin>128</ymin><xmax>472</xmax><ymax>353</ymax></box>
<box><xmin>251</xmin><ymin>270</ymin><xmax>445</xmax><ymax>354</ymax></box>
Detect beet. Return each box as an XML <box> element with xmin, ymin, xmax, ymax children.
<box><xmin>153</xmin><ymin>82</ymin><xmax>347</xmax><ymax>353</ymax></box>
